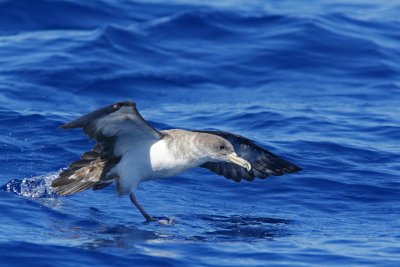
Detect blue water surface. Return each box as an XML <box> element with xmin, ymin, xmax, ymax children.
<box><xmin>1</xmin><ymin>0</ymin><xmax>400</xmax><ymax>266</ymax></box>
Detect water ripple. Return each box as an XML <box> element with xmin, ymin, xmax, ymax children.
<box><xmin>1</xmin><ymin>0</ymin><xmax>400</xmax><ymax>266</ymax></box>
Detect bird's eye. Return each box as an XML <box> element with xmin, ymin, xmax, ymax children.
<box><xmin>219</xmin><ymin>145</ymin><xmax>225</xmax><ymax>150</ymax></box>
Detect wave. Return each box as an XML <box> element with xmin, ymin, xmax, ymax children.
<box><xmin>1</xmin><ymin>2</ymin><xmax>398</xmax><ymax>100</ymax></box>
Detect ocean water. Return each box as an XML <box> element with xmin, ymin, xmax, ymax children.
<box><xmin>1</xmin><ymin>0</ymin><xmax>400</xmax><ymax>266</ymax></box>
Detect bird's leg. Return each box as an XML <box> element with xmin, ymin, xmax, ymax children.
<box><xmin>130</xmin><ymin>193</ymin><xmax>155</xmax><ymax>222</ymax></box>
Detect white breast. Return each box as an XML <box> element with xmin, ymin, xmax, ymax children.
<box><xmin>149</xmin><ymin>139</ymin><xmax>201</xmax><ymax>178</ymax></box>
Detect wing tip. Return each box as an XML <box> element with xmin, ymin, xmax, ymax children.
<box><xmin>288</xmin><ymin>163</ymin><xmax>302</xmax><ymax>173</ymax></box>
<box><xmin>113</xmin><ymin>100</ymin><xmax>136</xmax><ymax>108</ymax></box>
<box><xmin>58</xmin><ymin>100</ymin><xmax>137</xmax><ymax>130</ymax></box>
<box><xmin>59</xmin><ymin>123</ymin><xmax>72</xmax><ymax>129</ymax></box>
<box><xmin>268</xmin><ymin>162</ymin><xmax>302</xmax><ymax>176</ymax></box>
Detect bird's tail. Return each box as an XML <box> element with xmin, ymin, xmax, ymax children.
<box><xmin>51</xmin><ymin>144</ymin><xmax>112</xmax><ymax>195</ymax></box>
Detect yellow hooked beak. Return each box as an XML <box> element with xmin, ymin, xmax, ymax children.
<box><xmin>227</xmin><ymin>152</ymin><xmax>251</xmax><ymax>172</ymax></box>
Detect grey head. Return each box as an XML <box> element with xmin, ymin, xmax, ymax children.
<box><xmin>196</xmin><ymin>133</ymin><xmax>252</xmax><ymax>171</ymax></box>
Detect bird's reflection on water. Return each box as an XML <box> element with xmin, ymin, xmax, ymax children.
<box><xmin>51</xmin><ymin>211</ymin><xmax>292</xmax><ymax>250</ymax></box>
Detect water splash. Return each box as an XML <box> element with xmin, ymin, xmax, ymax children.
<box><xmin>0</xmin><ymin>173</ymin><xmax>59</xmax><ymax>198</ymax></box>
<box><xmin>154</xmin><ymin>216</ymin><xmax>177</xmax><ymax>226</ymax></box>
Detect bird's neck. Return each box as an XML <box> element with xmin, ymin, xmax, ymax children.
<box><xmin>166</xmin><ymin>130</ymin><xmax>210</xmax><ymax>161</ymax></box>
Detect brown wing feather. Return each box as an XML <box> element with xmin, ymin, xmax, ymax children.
<box><xmin>52</xmin><ymin>158</ymin><xmax>105</xmax><ymax>195</ymax></box>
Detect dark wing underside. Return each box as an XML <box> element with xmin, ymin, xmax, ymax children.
<box><xmin>193</xmin><ymin>130</ymin><xmax>302</xmax><ymax>182</ymax></box>
<box><xmin>51</xmin><ymin>101</ymin><xmax>162</xmax><ymax>195</ymax></box>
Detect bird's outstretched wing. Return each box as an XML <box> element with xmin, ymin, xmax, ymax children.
<box><xmin>193</xmin><ymin>130</ymin><xmax>302</xmax><ymax>182</ymax></box>
<box><xmin>60</xmin><ymin>100</ymin><xmax>162</xmax><ymax>148</ymax></box>
<box><xmin>52</xmin><ymin>101</ymin><xmax>162</xmax><ymax>195</ymax></box>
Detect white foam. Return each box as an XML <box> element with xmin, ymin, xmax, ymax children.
<box><xmin>4</xmin><ymin>172</ymin><xmax>60</xmax><ymax>199</ymax></box>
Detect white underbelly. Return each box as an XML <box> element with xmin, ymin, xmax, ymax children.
<box><xmin>113</xmin><ymin>141</ymin><xmax>158</xmax><ymax>195</ymax></box>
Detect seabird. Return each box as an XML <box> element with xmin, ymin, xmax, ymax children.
<box><xmin>51</xmin><ymin>101</ymin><xmax>301</xmax><ymax>221</ymax></box>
